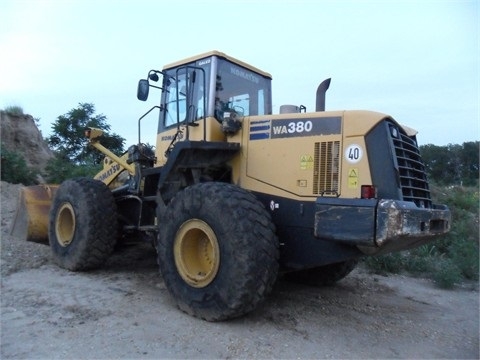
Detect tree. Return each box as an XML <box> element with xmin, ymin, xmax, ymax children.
<box><xmin>45</xmin><ymin>103</ymin><xmax>126</xmax><ymax>182</ymax></box>
<box><xmin>420</xmin><ymin>141</ymin><xmax>479</xmax><ymax>186</ymax></box>
<box><xmin>47</xmin><ymin>103</ymin><xmax>125</xmax><ymax>166</ymax></box>
<box><xmin>459</xmin><ymin>142</ymin><xmax>479</xmax><ymax>186</ymax></box>
<box><xmin>420</xmin><ymin>144</ymin><xmax>449</xmax><ymax>184</ymax></box>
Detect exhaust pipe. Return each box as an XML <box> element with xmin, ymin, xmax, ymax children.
<box><xmin>316</xmin><ymin>78</ymin><xmax>331</xmax><ymax>112</ymax></box>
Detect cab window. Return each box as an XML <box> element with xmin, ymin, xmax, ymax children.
<box><xmin>164</xmin><ymin>74</ymin><xmax>187</xmax><ymax>127</ymax></box>
<box><xmin>162</xmin><ymin>64</ymin><xmax>209</xmax><ymax>129</ymax></box>
<box><xmin>215</xmin><ymin>59</ymin><xmax>271</xmax><ymax>119</ymax></box>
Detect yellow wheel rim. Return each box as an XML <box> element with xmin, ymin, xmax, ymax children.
<box><xmin>55</xmin><ymin>202</ymin><xmax>76</xmax><ymax>247</ymax></box>
<box><xmin>173</xmin><ymin>219</ymin><xmax>220</xmax><ymax>288</ymax></box>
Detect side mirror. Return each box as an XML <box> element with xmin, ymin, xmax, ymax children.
<box><xmin>137</xmin><ymin>79</ymin><xmax>150</xmax><ymax>101</ymax></box>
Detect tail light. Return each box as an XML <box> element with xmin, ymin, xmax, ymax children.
<box><xmin>361</xmin><ymin>185</ymin><xmax>376</xmax><ymax>199</ymax></box>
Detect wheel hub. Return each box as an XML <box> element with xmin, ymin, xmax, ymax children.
<box><xmin>55</xmin><ymin>202</ymin><xmax>76</xmax><ymax>247</ymax></box>
<box><xmin>173</xmin><ymin>219</ymin><xmax>220</xmax><ymax>288</ymax></box>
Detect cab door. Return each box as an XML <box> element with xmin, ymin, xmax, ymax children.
<box><xmin>155</xmin><ymin>66</ymin><xmax>215</xmax><ymax>165</ymax></box>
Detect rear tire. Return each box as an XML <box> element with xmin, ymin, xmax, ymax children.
<box><xmin>286</xmin><ymin>260</ymin><xmax>358</xmax><ymax>287</ymax></box>
<box><xmin>48</xmin><ymin>178</ymin><xmax>118</xmax><ymax>271</ymax></box>
<box><xmin>157</xmin><ymin>182</ymin><xmax>279</xmax><ymax>321</ymax></box>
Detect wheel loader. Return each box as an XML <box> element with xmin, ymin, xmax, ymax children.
<box><xmin>11</xmin><ymin>50</ymin><xmax>451</xmax><ymax>321</ymax></box>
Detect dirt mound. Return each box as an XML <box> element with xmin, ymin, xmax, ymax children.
<box><xmin>0</xmin><ymin>111</ymin><xmax>54</xmax><ymax>174</ymax></box>
<box><xmin>1</xmin><ymin>181</ymin><xmax>22</xmax><ymax>231</ymax></box>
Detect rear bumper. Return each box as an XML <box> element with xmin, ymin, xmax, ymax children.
<box><xmin>314</xmin><ymin>198</ymin><xmax>451</xmax><ymax>255</ymax></box>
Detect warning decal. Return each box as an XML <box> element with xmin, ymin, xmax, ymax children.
<box><xmin>300</xmin><ymin>155</ymin><xmax>314</xmax><ymax>170</ymax></box>
<box><xmin>348</xmin><ymin>168</ymin><xmax>359</xmax><ymax>189</ymax></box>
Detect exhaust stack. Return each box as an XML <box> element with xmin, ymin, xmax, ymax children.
<box><xmin>316</xmin><ymin>78</ymin><xmax>331</xmax><ymax>112</ymax></box>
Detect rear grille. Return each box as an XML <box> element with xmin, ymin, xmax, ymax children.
<box><xmin>313</xmin><ymin>141</ymin><xmax>340</xmax><ymax>195</ymax></box>
<box><xmin>388</xmin><ymin>123</ymin><xmax>432</xmax><ymax>208</ymax></box>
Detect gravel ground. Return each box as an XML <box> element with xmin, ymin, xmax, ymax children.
<box><xmin>1</xmin><ymin>181</ymin><xmax>478</xmax><ymax>359</ymax></box>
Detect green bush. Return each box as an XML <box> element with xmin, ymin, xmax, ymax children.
<box><xmin>0</xmin><ymin>146</ymin><xmax>37</xmax><ymax>185</ymax></box>
<box><xmin>431</xmin><ymin>258</ymin><xmax>463</xmax><ymax>289</ymax></box>
<box><xmin>363</xmin><ymin>252</ymin><xmax>406</xmax><ymax>274</ymax></box>
<box><xmin>45</xmin><ymin>155</ymin><xmax>101</xmax><ymax>183</ymax></box>
<box><xmin>447</xmin><ymin>235</ymin><xmax>479</xmax><ymax>280</ymax></box>
<box><xmin>404</xmin><ymin>245</ymin><xmax>436</xmax><ymax>274</ymax></box>
<box><xmin>432</xmin><ymin>186</ymin><xmax>479</xmax><ymax>214</ymax></box>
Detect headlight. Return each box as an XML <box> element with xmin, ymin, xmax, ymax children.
<box><xmin>390</xmin><ymin>126</ymin><xmax>398</xmax><ymax>138</ymax></box>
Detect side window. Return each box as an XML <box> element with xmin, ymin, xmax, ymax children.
<box><xmin>165</xmin><ymin>76</ymin><xmax>187</xmax><ymax>127</ymax></box>
<box><xmin>164</xmin><ymin>67</ymin><xmax>207</xmax><ymax>127</ymax></box>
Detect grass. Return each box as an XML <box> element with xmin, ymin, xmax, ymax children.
<box><xmin>3</xmin><ymin>105</ymin><xmax>25</xmax><ymax>116</ymax></box>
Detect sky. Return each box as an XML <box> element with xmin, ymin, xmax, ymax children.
<box><xmin>0</xmin><ymin>0</ymin><xmax>478</xmax><ymax>147</ymax></box>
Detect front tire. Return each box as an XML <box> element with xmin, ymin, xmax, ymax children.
<box><xmin>157</xmin><ymin>182</ymin><xmax>279</xmax><ymax>321</ymax></box>
<box><xmin>48</xmin><ymin>178</ymin><xmax>118</xmax><ymax>271</ymax></box>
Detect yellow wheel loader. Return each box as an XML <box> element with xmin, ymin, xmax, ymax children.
<box><xmin>11</xmin><ymin>51</ymin><xmax>451</xmax><ymax>321</ymax></box>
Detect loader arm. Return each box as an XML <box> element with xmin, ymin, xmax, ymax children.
<box><xmin>86</xmin><ymin>127</ymin><xmax>135</xmax><ymax>186</ymax></box>
<box><xmin>93</xmin><ymin>150</ymin><xmax>132</xmax><ymax>187</ymax></box>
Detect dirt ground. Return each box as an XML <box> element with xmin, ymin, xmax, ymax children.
<box><xmin>1</xmin><ymin>181</ymin><xmax>479</xmax><ymax>359</ymax></box>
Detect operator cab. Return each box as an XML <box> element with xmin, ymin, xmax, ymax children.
<box><xmin>161</xmin><ymin>51</ymin><xmax>272</xmax><ymax>128</ymax></box>
<box><xmin>137</xmin><ymin>51</ymin><xmax>272</xmax><ymax>164</ymax></box>
<box><xmin>138</xmin><ymin>51</ymin><xmax>272</xmax><ymax>134</ymax></box>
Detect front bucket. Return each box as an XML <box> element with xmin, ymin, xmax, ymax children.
<box><xmin>10</xmin><ymin>184</ymin><xmax>59</xmax><ymax>244</ymax></box>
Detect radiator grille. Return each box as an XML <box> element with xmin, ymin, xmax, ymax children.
<box><xmin>313</xmin><ymin>141</ymin><xmax>340</xmax><ymax>195</ymax></box>
<box><xmin>389</xmin><ymin>123</ymin><xmax>432</xmax><ymax>208</ymax></box>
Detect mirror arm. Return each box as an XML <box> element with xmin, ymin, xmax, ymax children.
<box><xmin>149</xmin><ymin>84</ymin><xmax>164</xmax><ymax>91</ymax></box>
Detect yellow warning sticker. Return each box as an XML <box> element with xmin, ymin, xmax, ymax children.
<box><xmin>348</xmin><ymin>168</ymin><xmax>359</xmax><ymax>188</ymax></box>
<box><xmin>300</xmin><ymin>154</ymin><xmax>314</xmax><ymax>170</ymax></box>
